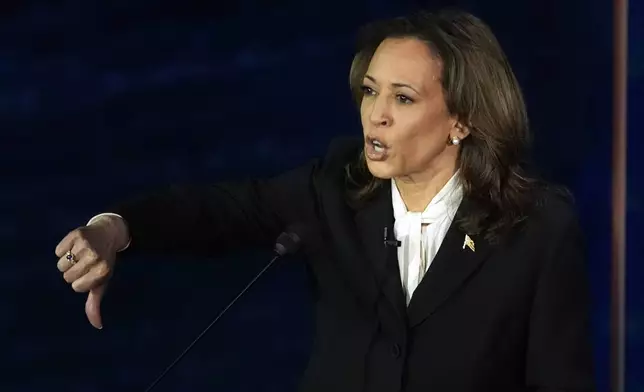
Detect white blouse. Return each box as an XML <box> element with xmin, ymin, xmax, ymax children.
<box><xmin>391</xmin><ymin>172</ymin><xmax>463</xmax><ymax>305</ymax></box>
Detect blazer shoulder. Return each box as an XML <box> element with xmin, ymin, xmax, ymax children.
<box><xmin>312</xmin><ymin>136</ymin><xmax>363</xmax><ymax>183</ymax></box>
<box><xmin>322</xmin><ymin>136</ymin><xmax>363</xmax><ymax>168</ymax></box>
<box><xmin>268</xmin><ymin>136</ymin><xmax>361</xmax><ymax>183</ymax></box>
<box><xmin>532</xmin><ymin>186</ymin><xmax>580</xmax><ymax>227</ymax></box>
<box><xmin>520</xmin><ymin>185</ymin><xmax>583</xmax><ymax>245</ymax></box>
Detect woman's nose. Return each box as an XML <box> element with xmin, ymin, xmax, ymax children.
<box><xmin>369</xmin><ymin>97</ymin><xmax>392</xmax><ymax>127</ymax></box>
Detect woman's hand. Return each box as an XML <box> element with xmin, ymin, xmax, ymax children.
<box><xmin>55</xmin><ymin>215</ymin><xmax>129</xmax><ymax>329</ymax></box>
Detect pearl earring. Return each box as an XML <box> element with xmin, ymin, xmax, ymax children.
<box><xmin>450</xmin><ymin>136</ymin><xmax>461</xmax><ymax>145</ymax></box>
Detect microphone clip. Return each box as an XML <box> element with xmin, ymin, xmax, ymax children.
<box><xmin>383</xmin><ymin>227</ymin><xmax>401</xmax><ymax>248</ymax></box>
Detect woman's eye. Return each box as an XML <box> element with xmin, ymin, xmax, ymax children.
<box><xmin>361</xmin><ymin>85</ymin><xmax>376</xmax><ymax>96</ymax></box>
<box><xmin>396</xmin><ymin>94</ymin><xmax>413</xmax><ymax>104</ymax></box>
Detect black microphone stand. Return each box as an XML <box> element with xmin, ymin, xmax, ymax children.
<box><xmin>143</xmin><ymin>229</ymin><xmax>302</xmax><ymax>391</ymax></box>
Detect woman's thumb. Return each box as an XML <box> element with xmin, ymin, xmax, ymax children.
<box><xmin>85</xmin><ymin>285</ymin><xmax>107</xmax><ymax>329</ymax></box>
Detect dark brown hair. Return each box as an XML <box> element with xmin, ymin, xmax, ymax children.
<box><xmin>345</xmin><ymin>8</ymin><xmax>546</xmax><ymax>242</ymax></box>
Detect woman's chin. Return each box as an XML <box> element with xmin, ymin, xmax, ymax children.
<box><xmin>366</xmin><ymin>160</ymin><xmax>396</xmax><ymax>180</ymax></box>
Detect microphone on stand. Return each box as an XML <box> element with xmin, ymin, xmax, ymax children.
<box><xmin>143</xmin><ymin>225</ymin><xmax>306</xmax><ymax>392</ymax></box>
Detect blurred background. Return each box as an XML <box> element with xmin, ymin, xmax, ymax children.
<box><xmin>2</xmin><ymin>0</ymin><xmax>642</xmax><ymax>391</ymax></box>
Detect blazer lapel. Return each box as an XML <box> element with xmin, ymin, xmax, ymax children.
<box><xmin>407</xmin><ymin>198</ymin><xmax>493</xmax><ymax>328</ymax></box>
<box><xmin>354</xmin><ymin>184</ymin><xmax>406</xmax><ymax>320</ymax></box>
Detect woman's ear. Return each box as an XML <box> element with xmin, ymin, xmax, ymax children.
<box><xmin>454</xmin><ymin>121</ymin><xmax>471</xmax><ymax>140</ymax></box>
<box><xmin>447</xmin><ymin>120</ymin><xmax>471</xmax><ymax>146</ymax></box>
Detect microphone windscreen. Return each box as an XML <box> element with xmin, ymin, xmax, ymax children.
<box><xmin>274</xmin><ymin>223</ymin><xmax>309</xmax><ymax>256</ymax></box>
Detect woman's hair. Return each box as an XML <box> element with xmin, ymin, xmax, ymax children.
<box><xmin>345</xmin><ymin>8</ymin><xmax>547</xmax><ymax>243</ymax></box>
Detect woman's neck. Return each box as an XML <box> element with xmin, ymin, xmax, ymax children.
<box><xmin>394</xmin><ymin>165</ymin><xmax>458</xmax><ymax>212</ymax></box>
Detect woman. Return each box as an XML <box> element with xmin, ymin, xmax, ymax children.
<box><xmin>55</xmin><ymin>9</ymin><xmax>595</xmax><ymax>392</ymax></box>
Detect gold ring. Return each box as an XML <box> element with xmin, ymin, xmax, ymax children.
<box><xmin>66</xmin><ymin>250</ymin><xmax>77</xmax><ymax>265</ymax></box>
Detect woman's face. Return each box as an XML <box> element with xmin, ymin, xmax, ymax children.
<box><xmin>360</xmin><ymin>37</ymin><xmax>468</xmax><ymax>180</ymax></box>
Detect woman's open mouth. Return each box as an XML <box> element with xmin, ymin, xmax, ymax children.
<box><xmin>365</xmin><ymin>137</ymin><xmax>389</xmax><ymax>161</ymax></box>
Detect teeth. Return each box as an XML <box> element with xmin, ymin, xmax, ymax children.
<box><xmin>374</xmin><ymin>145</ymin><xmax>384</xmax><ymax>153</ymax></box>
<box><xmin>372</xmin><ymin>139</ymin><xmax>384</xmax><ymax>147</ymax></box>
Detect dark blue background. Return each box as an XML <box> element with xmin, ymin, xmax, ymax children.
<box><xmin>2</xmin><ymin>0</ymin><xmax>642</xmax><ymax>391</ymax></box>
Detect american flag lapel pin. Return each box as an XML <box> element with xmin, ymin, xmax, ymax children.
<box><xmin>463</xmin><ymin>234</ymin><xmax>475</xmax><ymax>252</ymax></box>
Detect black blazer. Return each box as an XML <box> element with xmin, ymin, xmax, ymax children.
<box><xmin>113</xmin><ymin>137</ymin><xmax>595</xmax><ymax>392</ymax></box>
